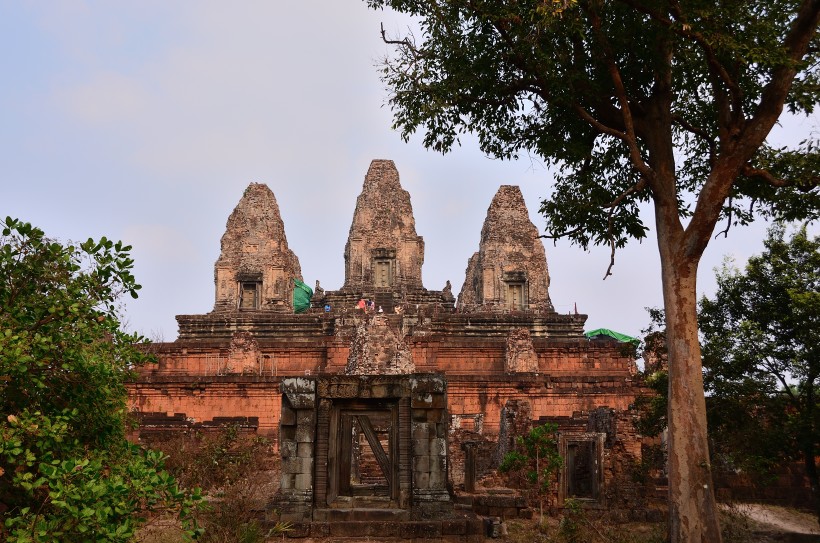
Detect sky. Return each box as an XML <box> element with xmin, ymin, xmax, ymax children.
<box><xmin>2</xmin><ymin>1</ymin><xmax>817</xmax><ymax>342</ymax></box>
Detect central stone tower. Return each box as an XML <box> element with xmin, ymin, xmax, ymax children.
<box><xmin>343</xmin><ymin>159</ymin><xmax>425</xmax><ymax>291</ymax></box>
<box><xmin>319</xmin><ymin>160</ymin><xmax>453</xmax><ymax>312</ymax></box>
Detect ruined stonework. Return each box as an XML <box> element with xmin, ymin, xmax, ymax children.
<box><xmin>345</xmin><ymin>315</ymin><xmax>415</xmax><ymax>375</ymax></box>
<box><xmin>213</xmin><ymin>183</ymin><xmax>302</xmax><ymax>312</ymax></box>
<box><xmin>458</xmin><ymin>185</ymin><xmax>553</xmax><ymax>312</ymax></box>
<box><xmin>494</xmin><ymin>399</ymin><xmax>533</xmax><ymax>467</ymax></box>
<box><xmin>343</xmin><ymin>160</ymin><xmax>424</xmax><ymax>291</ymax></box>
<box><xmin>504</xmin><ymin>328</ymin><xmax>539</xmax><ymax>373</ymax></box>
<box><xmin>129</xmin><ymin>158</ymin><xmax>653</xmax><ymax>526</ymax></box>
<box><xmin>275</xmin><ymin>375</ymin><xmax>456</xmax><ymax>529</ymax></box>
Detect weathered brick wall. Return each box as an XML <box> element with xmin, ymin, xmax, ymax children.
<box><xmin>448</xmin><ymin>428</ymin><xmax>496</xmax><ymax>487</ymax></box>
<box><xmin>129</xmin><ymin>334</ymin><xmax>639</xmax><ymax>444</ymax></box>
<box><xmin>446</xmin><ymin>376</ymin><xmax>638</xmax><ymax>436</ymax></box>
<box><xmin>127</xmin><ymin>379</ymin><xmax>282</xmax><ymax>437</ymax></box>
<box><xmin>135</xmin><ymin>343</ymin><xmax>328</xmax><ymax>377</ymax></box>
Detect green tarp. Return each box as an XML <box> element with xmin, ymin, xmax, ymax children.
<box><xmin>584</xmin><ymin>328</ymin><xmax>639</xmax><ymax>345</ymax></box>
<box><xmin>293</xmin><ymin>279</ymin><xmax>313</xmax><ymax>314</ymax></box>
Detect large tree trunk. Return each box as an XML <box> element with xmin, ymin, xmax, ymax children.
<box><xmin>657</xmin><ymin>225</ymin><xmax>723</xmax><ymax>543</ymax></box>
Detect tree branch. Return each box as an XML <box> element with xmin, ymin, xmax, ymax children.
<box><xmin>540</xmin><ymin>226</ymin><xmax>585</xmax><ymax>244</ymax></box>
<box><xmin>741</xmin><ymin>0</ymin><xmax>820</xmax><ymax>156</ymax></box>
<box><xmin>380</xmin><ymin>22</ymin><xmax>414</xmax><ymax>48</ymax></box>
<box><xmin>603</xmin><ymin>177</ymin><xmax>649</xmax><ymax>279</ymax></box>
<box><xmin>585</xmin><ymin>2</ymin><xmax>653</xmax><ymax>180</ymax></box>
<box><xmin>673</xmin><ymin>113</ymin><xmax>717</xmax><ymax>166</ymax></box>
<box><xmin>573</xmin><ymin>104</ymin><xmax>629</xmax><ymax>141</ymax></box>
<box><xmin>714</xmin><ymin>194</ymin><xmax>733</xmax><ymax>239</ymax></box>
<box><xmin>618</xmin><ymin>0</ymin><xmax>745</xmax><ymax>136</ymax></box>
<box><xmin>742</xmin><ymin>165</ymin><xmax>791</xmax><ymax>187</ymax></box>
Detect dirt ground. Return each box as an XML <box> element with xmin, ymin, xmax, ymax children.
<box><xmin>495</xmin><ymin>503</ymin><xmax>820</xmax><ymax>543</ymax></box>
<box><xmin>724</xmin><ymin>503</ymin><xmax>820</xmax><ymax>541</ymax></box>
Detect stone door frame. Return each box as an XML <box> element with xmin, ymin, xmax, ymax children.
<box><xmin>325</xmin><ymin>399</ymin><xmax>401</xmax><ymax>506</ymax></box>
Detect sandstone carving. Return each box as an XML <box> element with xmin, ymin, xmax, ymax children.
<box><xmin>226</xmin><ymin>331</ymin><xmax>260</xmax><ymax>374</ymax></box>
<box><xmin>343</xmin><ymin>160</ymin><xmax>424</xmax><ymax>291</ymax></box>
<box><xmin>345</xmin><ymin>315</ymin><xmax>415</xmax><ymax>375</ymax></box>
<box><xmin>213</xmin><ymin>183</ymin><xmax>302</xmax><ymax>312</ymax></box>
<box><xmin>458</xmin><ymin>185</ymin><xmax>553</xmax><ymax>312</ymax></box>
<box><xmin>504</xmin><ymin>328</ymin><xmax>539</xmax><ymax>373</ymax></box>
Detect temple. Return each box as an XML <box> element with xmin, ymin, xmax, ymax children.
<box><xmin>128</xmin><ymin>159</ymin><xmax>647</xmax><ymax>537</ymax></box>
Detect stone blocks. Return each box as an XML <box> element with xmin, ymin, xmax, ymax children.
<box><xmin>276</xmin><ymin>378</ymin><xmax>317</xmax><ymax>522</ymax></box>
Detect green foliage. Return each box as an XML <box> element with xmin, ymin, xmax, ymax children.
<box><xmin>699</xmin><ymin>223</ymin><xmax>820</xmax><ymax>509</ymax></box>
<box><xmin>558</xmin><ymin>497</ymin><xmax>584</xmax><ymax>543</ymax></box>
<box><xmin>634</xmin><ymin>370</ymin><xmax>668</xmax><ymax>439</ymax></box>
<box><xmin>368</xmin><ymin>0</ymin><xmax>819</xmax><ymax>247</ymax></box>
<box><xmin>634</xmin><ymin>308</ymin><xmax>668</xmax><ymax>438</ymax></box>
<box><xmin>499</xmin><ymin>423</ymin><xmax>563</xmax><ymax>493</ymax></box>
<box><xmin>0</xmin><ymin>218</ymin><xmax>201</xmax><ymax>542</ymax></box>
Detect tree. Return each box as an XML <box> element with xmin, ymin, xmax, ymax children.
<box><xmin>699</xmin><ymin>223</ymin><xmax>819</xmax><ymax>521</ymax></box>
<box><xmin>634</xmin><ymin>308</ymin><xmax>669</xmax><ymax>439</ymax></box>
<box><xmin>0</xmin><ymin>218</ymin><xmax>201</xmax><ymax>542</ymax></box>
<box><xmin>365</xmin><ymin>1</ymin><xmax>819</xmax><ymax>540</ymax></box>
<box><xmin>499</xmin><ymin>423</ymin><xmax>563</xmax><ymax>521</ymax></box>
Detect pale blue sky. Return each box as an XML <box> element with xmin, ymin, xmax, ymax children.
<box><xmin>3</xmin><ymin>1</ymin><xmax>816</xmax><ymax>341</ymax></box>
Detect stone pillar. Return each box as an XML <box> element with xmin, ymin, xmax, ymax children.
<box><xmin>410</xmin><ymin>374</ymin><xmax>452</xmax><ymax>519</ymax></box>
<box><xmin>276</xmin><ymin>378</ymin><xmax>316</xmax><ymax>523</ymax></box>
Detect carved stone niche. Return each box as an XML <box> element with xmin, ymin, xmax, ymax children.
<box><xmin>371</xmin><ymin>248</ymin><xmax>396</xmax><ymax>288</ymax></box>
<box><xmin>504</xmin><ymin>328</ymin><xmax>539</xmax><ymax>373</ymax></box>
<box><xmin>236</xmin><ymin>272</ymin><xmax>262</xmax><ymax>310</ymax></box>
<box><xmin>502</xmin><ymin>271</ymin><xmax>528</xmax><ymax>310</ymax></box>
<box><xmin>275</xmin><ymin>374</ymin><xmax>452</xmax><ymax>524</ymax></box>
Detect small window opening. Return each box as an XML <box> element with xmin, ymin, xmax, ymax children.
<box><xmin>239</xmin><ymin>282</ymin><xmax>260</xmax><ymax>310</ymax></box>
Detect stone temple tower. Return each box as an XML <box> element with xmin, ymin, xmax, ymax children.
<box><xmin>458</xmin><ymin>185</ymin><xmax>554</xmax><ymax>312</ymax></box>
<box><xmin>318</xmin><ymin>159</ymin><xmax>453</xmax><ymax>311</ymax></box>
<box><xmin>212</xmin><ymin>183</ymin><xmax>303</xmax><ymax>313</ymax></box>
<box><xmin>342</xmin><ymin>159</ymin><xmax>425</xmax><ymax>291</ymax></box>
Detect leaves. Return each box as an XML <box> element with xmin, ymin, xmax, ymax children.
<box><xmin>699</xmin><ymin>223</ymin><xmax>819</xmax><ymax>488</ymax></box>
<box><xmin>499</xmin><ymin>423</ymin><xmax>563</xmax><ymax>493</ymax></box>
<box><xmin>0</xmin><ymin>218</ymin><xmax>201</xmax><ymax>542</ymax></box>
<box><xmin>369</xmin><ymin>0</ymin><xmax>820</xmax><ymax>245</ymax></box>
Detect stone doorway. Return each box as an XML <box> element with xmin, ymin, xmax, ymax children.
<box><xmin>275</xmin><ymin>375</ymin><xmax>453</xmax><ymax>524</ymax></box>
<box><xmin>328</xmin><ymin>400</ymin><xmax>400</xmax><ymax>507</ymax></box>
<box><xmin>558</xmin><ymin>432</ymin><xmax>605</xmax><ymax>504</ymax></box>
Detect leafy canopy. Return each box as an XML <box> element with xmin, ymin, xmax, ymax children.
<box><xmin>369</xmin><ymin>0</ymin><xmax>819</xmax><ymax>251</ymax></box>
<box><xmin>0</xmin><ymin>218</ymin><xmax>201</xmax><ymax>542</ymax></box>
<box><xmin>699</xmin><ymin>223</ymin><xmax>819</xmax><ymax>489</ymax></box>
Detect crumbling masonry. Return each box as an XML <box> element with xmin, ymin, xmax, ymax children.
<box><xmin>128</xmin><ymin>159</ymin><xmax>646</xmax><ymax>534</ymax></box>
